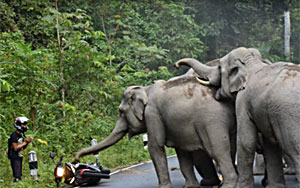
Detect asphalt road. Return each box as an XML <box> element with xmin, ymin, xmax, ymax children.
<box><xmin>80</xmin><ymin>156</ymin><xmax>298</xmax><ymax>188</ymax></box>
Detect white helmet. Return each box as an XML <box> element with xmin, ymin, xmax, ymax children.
<box><xmin>14</xmin><ymin>117</ymin><xmax>29</xmax><ymax>132</ymax></box>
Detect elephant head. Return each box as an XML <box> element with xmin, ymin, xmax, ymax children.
<box><xmin>175</xmin><ymin>47</ymin><xmax>270</xmax><ymax>100</ymax></box>
<box><xmin>74</xmin><ymin>86</ymin><xmax>148</xmax><ymax>161</ymax></box>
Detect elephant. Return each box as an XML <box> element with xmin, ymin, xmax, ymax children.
<box><xmin>74</xmin><ymin>71</ymin><xmax>238</xmax><ymax>188</ymax></box>
<box><xmin>175</xmin><ymin>47</ymin><xmax>300</xmax><ymax>188</ymax></box>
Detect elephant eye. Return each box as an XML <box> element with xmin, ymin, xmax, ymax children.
<box><xmin>129</xmin><ymin>97</ymin><xmax>134</xmax><ymax>105</ymax></box>
<box><xmin>119</xmin><ymin>107</ymin><xmax>125</xmax><ymax>114</ymax></box>
<box><xmin>229</xmin><ymin>67</ymin><xmax>238</xmax><ymax>77</ymax></box>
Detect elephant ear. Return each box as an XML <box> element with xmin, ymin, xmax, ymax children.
<box><xmin>228</xmin><ymin>58</ymin><xmax>248</xmax><ymax>93</ymax></box>
<box><xmin>130</xmin><ymin>87</ymin><xmax>148</xmax><ymax>121</ymax></box>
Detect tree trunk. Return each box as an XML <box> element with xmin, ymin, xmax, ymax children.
<box><xmin>55</xmin><ymin>0</ymin><xmax>66</xmax><ymax>117</ymax></box>
<box><xmin>284</xmin><ymin>2</ymin><xmax>291</xmax><ymax>61</ymax></box>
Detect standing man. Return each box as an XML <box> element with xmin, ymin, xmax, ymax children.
<box><xmin>7</xmin><ymin>117</ymin><xmax>34</xmax><ymax>182</ymax></box>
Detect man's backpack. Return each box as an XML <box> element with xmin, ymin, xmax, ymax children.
<box><xmin>7</xmin><ymin>138</ymin><xmax>11</xmax><ymax>159</ymax></box>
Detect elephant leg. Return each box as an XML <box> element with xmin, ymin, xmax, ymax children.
<box><xmin>283</xmin><ymin>153</ymin><xmax>295</xmax><ymax>174</ymax></box>
<box><xmin>272</xmin><ymin>114</ymin><xmax>300</xmax><ymax>185</ymax></box>
<box><xmin>205</xmin><ymin>126</ymin><xmax>237</xmax><ymax>188</ymax></box>
<box><xmin>262</xmin><ymin>137</ymin><xmax>285</xmax><ymax>188</ymax></box>
<box><xmin>175</xmin><ymin>148</ymin><xmax>200</xmax><ymax>188</ymax></box>
<box><xmin>145</xmin><ymin>107</ymin><xmax>172</xmax><ymax>188</ymax></box>
<box><xmin>284</xmin><ymin>152</ymin><xmax>300</xmax><ymax>186</ymax></box>
<box><xmin>236</xmin><ymin>107</ymin><xmax>257</xmax><ymax>188</ymax></box>
<box><xmin>289</xmin><ymin>154</ymin><xmax>300</xmax><ymax>187</ymax></box>
<box><xmin>192</xmin><ymin>149</ymin><xmax>221</xmax><ymax>186</ymax></box>
<box><xmin>229</xmin><ymin>128</ymin><xmax>237</xmax><ymax>168</ymax></box>
<box><xmin>253</xmin><ymin>153</ymin><xmax>265</xmax><ymax>175</ymax></box>
<box><xmin>261</xmin><ymin>168</ymin><xmax>268</xmax><ymax>187</ymax></box>
<box><xmin>288</xmin><ymin>141</ymin><xmax>300</xmax><ymax>185</ymax></box>
<box><xmin>254</xmin><ymin>133</ymin><xmax>265</xmax><ymax>175</ymax></box>
<box><xmin>148</xmin><ymin>140</ymin><xmax>172</xmax><ymax>188</ymax></box>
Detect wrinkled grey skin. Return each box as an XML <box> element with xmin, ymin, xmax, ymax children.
<box><xmin>75</xmin><ymin>74</ymin><xmax>237</xmax><ymax>188</ymax></box>
<box><xmin>175</xmin><ymin>47</ymin><xmax>300</xmax><ymax>188</ymax></box>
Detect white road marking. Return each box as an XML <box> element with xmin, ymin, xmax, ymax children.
<box><xmin>110</xmin><ymin>155</ymin><xmax>177</xmax><ymax>175</ymax></box>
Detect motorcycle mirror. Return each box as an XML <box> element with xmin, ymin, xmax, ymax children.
<box><xmin>50</xmin><ymin>152</ymin><xmax>55</xmax><ymax>160</ymax></box>
<box><xmin>58</xmin><ymin>156</ymin><xmax>63</xmax><ymax>166</ymax></box>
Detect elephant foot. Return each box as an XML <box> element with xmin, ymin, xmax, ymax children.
<box><xmin>183</xmin><ymin>185</ymin><xmax>199</xmax><ymax>188</ymax></box>
<box><xmin>253</xmin><ymin>166</ymin><xmax>265</xmax><ymax>175</ymax></box>
<box><xmin>219</xmin><ymin>181</ymin><xmax>238</xmax><ymax>188</ymax></box>
<box><xmin>158</xmin><ymin>183</ymin><xmax>172</xmax><ymax>188</ymax></box>
<box><xmin>261</xmin><ymin>176</ymin><xmax>268</xmax><ymax>187</ymax></box>
<box><xmin>220</xmin><ymin>185</ymin><xmax>235</xmax><ymax>188</ymax></box>
<box><xmin>183</xmin><ymin>183</ymin><xmax>200</xmax><ymax>188</ymax></box>
<box><xmin>284</xmin><ymin>167</ymin><xmax>295</xmax><ymax>175</ymax></box>
<box><xmin>200</xmin><ymin>178</ymin><xmax>221</xmax><ymax>187</ymax></box>
<box><xmin>183</xmin><ymin>181</ymin><xmax>200</xmax><ymax>188</ymax></box>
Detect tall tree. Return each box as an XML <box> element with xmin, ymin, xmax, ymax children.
<box><xmin>284</xmin><ymin>0</ymin><xmax>291</xmax><ymax>61</ymax></box>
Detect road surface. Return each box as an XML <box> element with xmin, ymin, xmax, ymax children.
<box><xmin>81</xmin><ymin>156</ymin><xmax>298</xmax><ymax>188</ymax></box>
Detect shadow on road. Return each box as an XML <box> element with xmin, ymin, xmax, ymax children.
<box><xmin>81</xmin><ymin>156</ymin><xmax>298</xmax><ymax>188</ymax></box>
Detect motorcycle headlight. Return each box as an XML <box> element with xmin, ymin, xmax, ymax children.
<box><xmin>56</xmin><ymin>167</ymin><xmax>65</xmax><ymax>178</ymax></box>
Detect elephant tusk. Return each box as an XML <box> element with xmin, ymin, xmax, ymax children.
<box><xmin>196</xmin><ymin>77</ymin><xmax>210</xmax><ymax>86</ymax></box>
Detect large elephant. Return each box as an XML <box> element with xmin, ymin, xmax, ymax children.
<box><xmin>75</xmin><ymin>72</ymin><xmax>238</xmax><ymax>188</ymax></box>
<box><xmin>175</xmin><ymin>47</ymin><xmax>300</xmax><ymax>188</ymax></box>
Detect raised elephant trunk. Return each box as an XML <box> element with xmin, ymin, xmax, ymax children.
<box><xmin>175</xmin><ymin>58</ymin><xmax>221</xmax><ymax>87</ymax></box>
<box><xmin>74</xmin><ymin>116</ymin><xmax>128</xmax><ymax>162</ymax></box>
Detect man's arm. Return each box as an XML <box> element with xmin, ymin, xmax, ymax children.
<box><xmin>12</xmin><ymin>142</ymin><xmax>27</xmax><ymax>151</ymax></box>
<box><xmin>12</xmin><ymin>137</ymin><xmax>33</xmax><ymax>151</ymax></box>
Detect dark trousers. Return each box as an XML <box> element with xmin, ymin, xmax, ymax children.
<box><xmin>10</xmin><ymin>158</ymin><xmax>23</xmax><ymax>180</ymax></box>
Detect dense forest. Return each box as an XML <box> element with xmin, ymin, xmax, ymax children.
<box><xmin>0</xmin><ymin>0</ymin><xmax>299</xmax><ymax>187</ymax></box>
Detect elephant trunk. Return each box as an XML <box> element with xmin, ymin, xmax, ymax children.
<box><xmin>175</xmin><ymin>58</ymin><xmax>221</xmax><ymax>87</ymax></box>
<box><xmin>74</xmin><ymin>116</ymin><xmax>128</xmax><ymax>162</ymax></box>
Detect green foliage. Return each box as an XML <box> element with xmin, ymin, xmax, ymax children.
<box><xmin>187</xmin><ymin>0</ymin><xmax>299</xmax><ymax>63</ymax></box>
<box><xmin>0</xmin><ymin>0</ymin><xmax>299</xmax><ymax>187</ymax></box>
<box><xmin>0</xmin><ymin>2</ymin><xmax>17</xmax><ymax>32</ymax></box>
<box><xmin>290</xmin><ymin>0</ymin><xmax>300</xmax><ymax>63</ymax></box>
<box><xmin>88</xmin><ymin>0</ymin><xmax>206</xmax><ymax>74</ymax></box>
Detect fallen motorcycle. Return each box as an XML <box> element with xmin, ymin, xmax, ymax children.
<box><xmin>50</xmin><ymin>152</ymin><xmax>110</xmax><ymax>187</ymax></box>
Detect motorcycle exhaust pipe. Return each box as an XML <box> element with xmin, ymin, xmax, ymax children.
<box><xmin>80</xmin><ymin>170</ymin><xmax>110</xmax><ymax>179</ymax></box>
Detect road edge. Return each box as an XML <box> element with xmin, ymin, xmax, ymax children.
<box><xmin>110</xmin><ymin>155</ymin><xmax>177</xmax><ymax>175</ymax></box>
